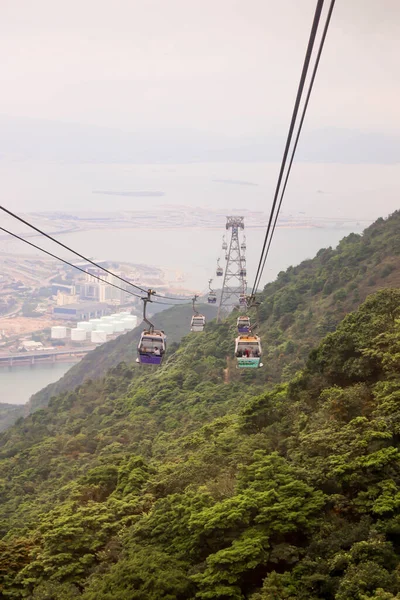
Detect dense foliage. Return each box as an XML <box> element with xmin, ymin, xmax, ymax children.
<box><xmin>5</xmin><ymin>211</ymin><xmax>398</xmax><ymax>433</ymax></box>
<box><xmin>256</xmin><ymin>211</ymin><xmax>400</xmax><ymax>383</ymax></box>
<box><xmin>1</xmin><ymin>285</ymin><xmax>400</xmax><ymax>598</ymax></box>
<box><xmin>28</xmin><ymin>302</ymin><xmax>217</xmax><ymax>413</ymax></box>
<box><xmin>1</xmin><ymin>212</ymin><xmax>400</xmax><ymax>598</ymax></box>
<box><xmin>0</xmin><ymin>404</ymin><xmax>26</xmax><ymax>434</ymax></box>
<box><xmin>1</xmin><ymin>303</ymin><xmax>217</xmax><ymax>432</ymax></box>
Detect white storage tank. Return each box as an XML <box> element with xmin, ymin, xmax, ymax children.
<box><xmin>121</xmin><ymin>316</ymin><xmax>138</xmax><ymax>329</ymax></box>
<box><xmin>100</xmin><ymin>316</ymin><xmax>114</xmax><ymax>323</ymax></box>
<box><xmin>51</xmin><ymin>326</ymin><xmax>67</xmax><ymax>339</ymax></box>
<box><xmin>91</xmin><ymin>330</ymin><xmax>107</xmax><ymax>344</ymax></box>
<box><xmin>89</xmin><ymin>319</ymin><xmax>102</xmax><ymax>329</ymax></box>
<box><xmin>77</xmin><ymin>321</ymin><xmax>94</xmax><ymax>331</ymax></box>
<box><xmin>71</xmin><ymin>328</ymin><xmax>87</xmax><ymax>342</ymax></box>
<box><xmin>119</xmin><ymin>320</ymin><xmax>134</xmax><ymax>331</ymax></box>
<box><xmin>101</xmin><ymin>323</ymin><xmax>115</xmax><ymax>335</ymax></box>
<box><xmin>113</xmin><ymin>320</ymin><xmax>126</xmax><ymax>332</ymax></box>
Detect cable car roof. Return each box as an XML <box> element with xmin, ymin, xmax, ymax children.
<box><xmin>142</xmin><ymin>330</ymin><xmax>165</xmax><ymax>337</ymax></box>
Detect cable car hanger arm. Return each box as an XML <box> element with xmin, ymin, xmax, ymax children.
<box><xmin>141</xmin><ymin>289</ymin><xmax>156</xmax><ymax>332</ymax></box>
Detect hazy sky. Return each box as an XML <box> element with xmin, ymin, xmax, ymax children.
<box><xmin>1</xmin><ymin>0</ymin><xmax>399</xmax><ymax>136</ymax></box>
<box><xmin>0</xmin><ymin>0</ymin><xmax>399</xmax><ymax>292</ymax></box>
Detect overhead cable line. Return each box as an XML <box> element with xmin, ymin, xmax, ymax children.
<box><xmin>251</xmin><ymin>0</ymin><xmax>325</xmax><ymax>297</ymax></box>
<box><xmin>0</xmin><ymin>226</ymin><xmax>183</xmax><ymax>307</ymax></box>
<box><xmin>0</xmin><ymin>205</ymin><xmax>147</xmax><ymax>293</ymax></box>
<box><xmin>253</xmin><ymin>0</ymin><xmax>336</xmax><ymax>294</ymax></box>
<box><xmin>0</xmin><ymin>204</ymin><xmax>189</xmax><ymax>302</ymax></box>
<box><xmin>0</xmin><ymin>226</ymin><xmax>141</xmax><ymax>299</ymax></box>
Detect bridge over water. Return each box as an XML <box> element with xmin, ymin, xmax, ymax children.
<box><xmin>0</xmin><ymin>346</ymin><xmax>96</xmax><ymax>367</ymax></box>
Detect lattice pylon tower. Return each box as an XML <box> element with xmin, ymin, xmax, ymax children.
<box><xmin>216</xmin><ymin>216</ymin><xmax>246</xmax><ymax>323</ymax></box>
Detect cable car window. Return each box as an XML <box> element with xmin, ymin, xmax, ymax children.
<box><xmin>140</xmin><ymin>337</ymin><xmax>164</xmax><ymax>351</ymax></box>
<box><xmin>237</xmin><ymin>341</ymin><xmax>259</xmax><ymax>349</ymax></box>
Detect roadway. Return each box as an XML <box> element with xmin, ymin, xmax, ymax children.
<box><xmin>0</xmin><ymin>346</ymin><xmax>96</xmax><ymax>363</ymax></box>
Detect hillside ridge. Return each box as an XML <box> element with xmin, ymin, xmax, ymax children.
<box><xmin>4</xmin><ymin>211</ymin><xmax>400</xmax><ymax>432</ymax></box>
<box><xmin>1</xmin><ymin>289</ymin><xmax>400</xmax><ymax>598</ymax></box>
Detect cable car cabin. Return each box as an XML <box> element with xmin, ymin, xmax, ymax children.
<box><xmin>241</xmin><ymin>241</ymin><xmax>246</xmax><ymax>251</ymax></box>
<box><xmin>208</xmin><ymin>292</ymin><xmax>217</xmax><ymax>304</ymax></box>
<box><xmin>235</xmin><ymin>334</ymin><xmax>263</xmax><ymax>368</ymax></box>
<box><xmin>237</xmin><ymin>316</ymin><xmax>251</xmax><ymax>333</ymax></box>
<box><xmin>216</xmin><ymin>266</ymin><xmax>223</xmax><ymax>276</ymax></box>
<box><xmin>239</xmin><ymin>294</ymin><xmax>247</xmax><ymax>307</ymax></box>
<box><xmin>222</xmin><ymin>241</ymin><xmax>228</xmax><ymax>250</ymax></box>
<box><xmin>191</xmin><ymin>315</ymin><xmax>206</xmax><ymax>332</ymax></box>
<box><xmin>137</xmin><ymin>330</ymin><xmax>166</xmax><ymax>365</ymax></box>
<box><xmin>240</xmin><ymin>267</ymin><xmax>247</xmax><ymax>277</ymax></box>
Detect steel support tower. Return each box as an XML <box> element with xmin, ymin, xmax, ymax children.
<box><xmin>216</xmin><ymin>216</ymin><xmax>246</xmax><ymax>322</ymax></box>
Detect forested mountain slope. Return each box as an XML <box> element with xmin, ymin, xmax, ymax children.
<box><xmin>0</xmin><ymin>404</ymin><xmax>24</xmax><ymax>434</ymax></box>
<box><xmin>1</xmin><ymin>289</ymin><xmax>400</xmax><ymax>598</ymax></box>
<box><xmin>0</xmin><ymin>304</ymin><xmax>216</xmax><ymax>432</ymax></box>
<box><xmin>255</xmin><ymin>210</ymin><xmax>400</xmax><ymax>382</ymax></box>
<box><xmin>32</xmin><ymin>211</ymin><xmax>400</xmax><ymax>412</ymax></box>
<box><xmin>28</xmin><ymin>302</ymin><xmax>217</xmax><ymax>413</ymax></box>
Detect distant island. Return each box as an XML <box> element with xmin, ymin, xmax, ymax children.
<box><xmin>212</xmin><ymin>179</ymin><xmax>258</xmax><ymax>186</ymax></box>
<box><xmin>92</xmin><ymin>190</ymin><xmax>165</xmax><ymax>197</ymax></box>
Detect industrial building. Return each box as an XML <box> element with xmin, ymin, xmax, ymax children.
<box><xmin>51</xmin><ymin>283</ymin><xmax>76</xmax><ymax>296</ymax></box>
<box><xmin>56</xmin><ymin>290</ymin><xmax>80</xmax><ymax>306</ymax></box>
<box><xmin>53</xmin><ymin>302</ymin><xmax>109</xmax><ymax>321</ymax></box>
<box><xmin>79</xmin><ymin>271</ymin><xmax>129</xmax><ymax>305</ymax></box>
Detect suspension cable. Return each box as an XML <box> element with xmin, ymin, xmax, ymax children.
<box><xmin>0</xmin><ymin>205</ymin><xmax>190</xmax><ymax>302</ymax></box>
<box><xmin>0</xmin><ymin>226</ymin><xmax>187</xmax><ymax>307</ymax></box>
<box><xmin>251</xmin><ymin>0</ymin><xmax>325</xmax><ymax>297</ymax></box>
<box><xmin>253</xmin><ymin>0</ymin><xmax>336</xmax><ymax>293</ymax></box>
<box><xmin>0</xmin><ymin>226</ymin><xmax>142</xmax><ymax>299</ymax></box>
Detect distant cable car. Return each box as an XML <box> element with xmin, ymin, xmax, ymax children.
<box><xmin>240</xmin><ymin>257</ymin><xmax>246</xmax><ymax>277</ymax></box>
<box><xmin>190</xmin><ymin>295</ymin><xmax>205</xmax><ymax>332</ymax></box>
<box><xmin>241</xmin><ymin>236</ymin><xmax>246</xmax><ymax>251</ymax></box>
<box><xmin>222</xmin><ymin>236</ymin><xmax>228</xmax><ymax>251</ymax></box>
<box><xmin>225</xmin><ymin>253</ymin><xmax>229</xmax><ymax>260</ymax></box>
<box><xmin>191</xmin><ymin>315</ymin><xmax>206</xmax><ymax>332</ymax></box>
<box><xmin>208</xmin><ymin>279</ymin><xmax>217</xmax><ymax>303</ymax></box>
<box><xmin>239</xmin><ymin>294</ymin><xmax>247</xmax><ymax>307</ymax></box>
<box><xmin>216</xmin><ymin>259</ymin><xmax>223</xmax><ymax>277</ymax></box>
<box><xmin>235</xmin><ymin>334</ymin><xmax>263</xmax><ymax>368</ymax></box>
<box><xmin>237</xmin><ymin>316</ymin><xmax>251</xmax><ymax>333</ymax></box>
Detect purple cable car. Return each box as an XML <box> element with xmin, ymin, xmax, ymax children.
<box><xmin>239</xmin><ymin>294</ymin><xmax>247</xmax><ymax>307</ymax></box>
<box><xmin>136</xmin><ymin>330</ymin><xmax>166</xmax><ymax>365</ymax></box>
<box><xmin>237</xmin><ymin>316</ymin><xmax>251</xmax><ymax>333</ymax></box>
